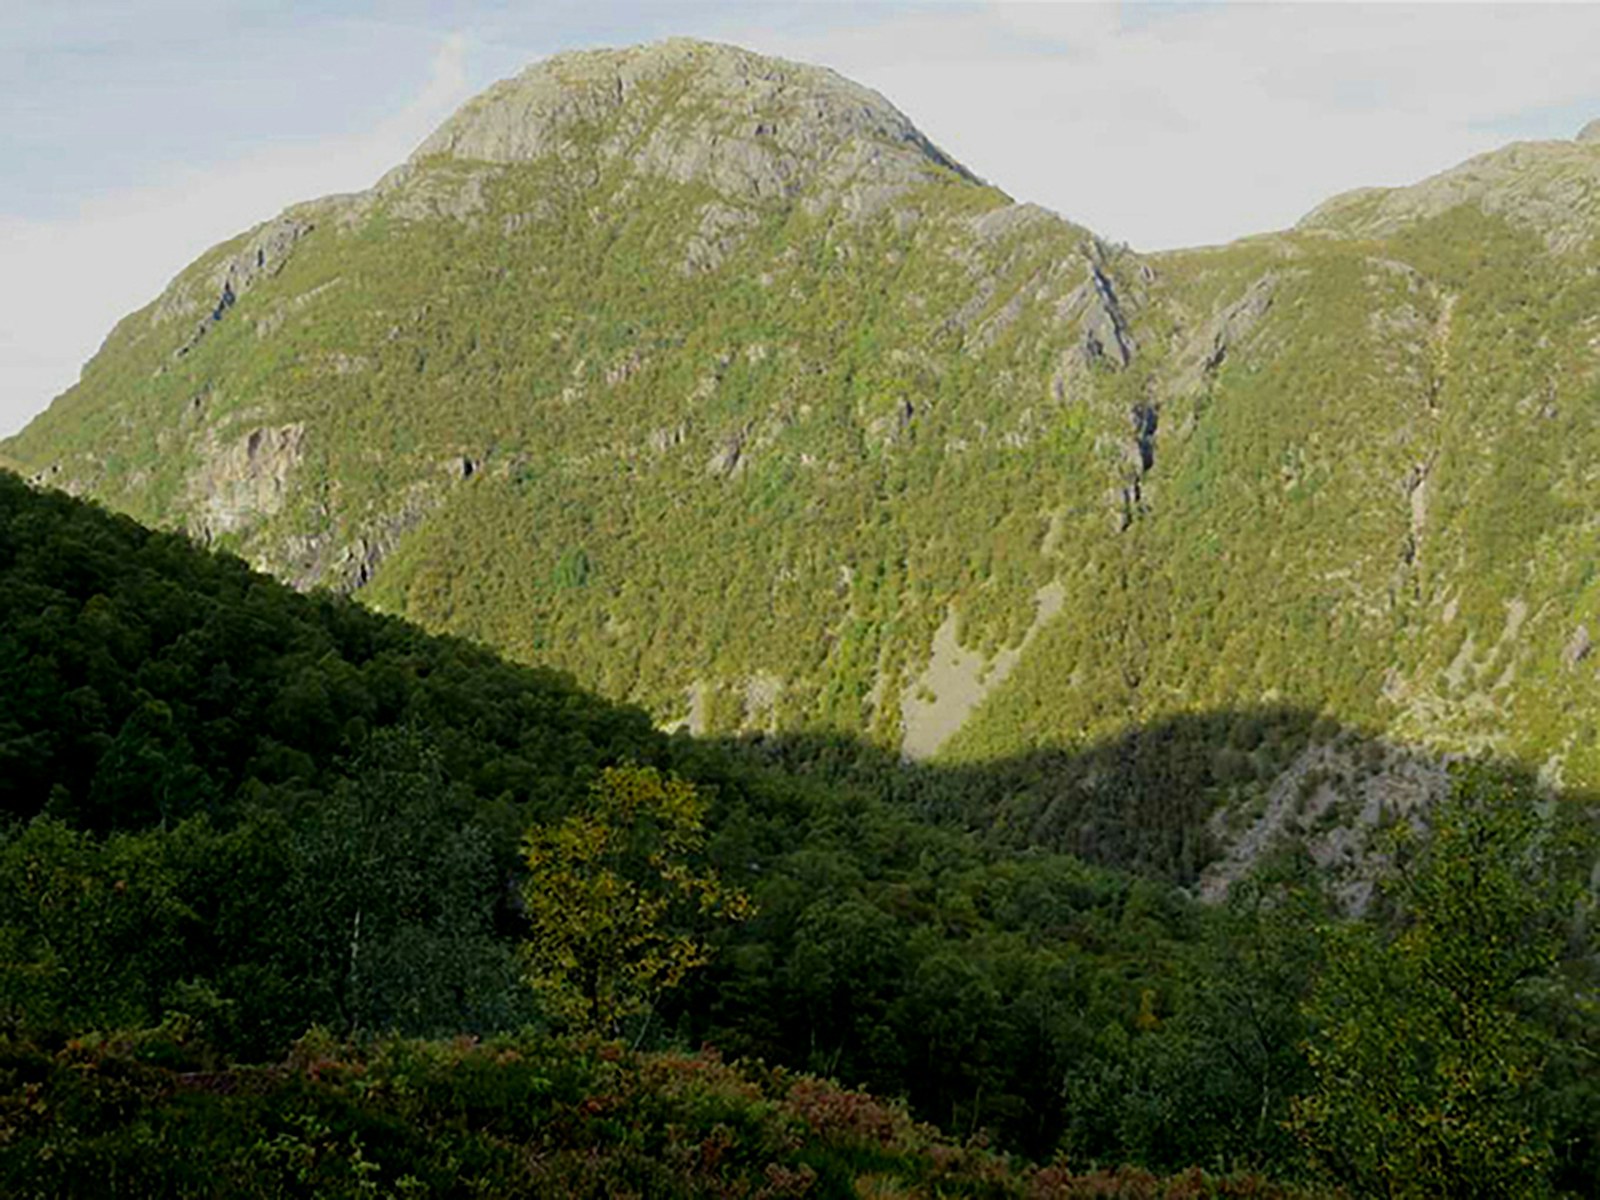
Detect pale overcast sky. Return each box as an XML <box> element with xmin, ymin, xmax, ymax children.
<box><xmin>4</xmin><ymin>2</ymin><xmax>1600</xmax><ymax>437</ymax></box>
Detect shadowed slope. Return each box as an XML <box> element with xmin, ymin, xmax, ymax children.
<box><xmin>7</xmin><ymin>46</ymin><xmax>1600</xmax><ymax>813</ymax></box>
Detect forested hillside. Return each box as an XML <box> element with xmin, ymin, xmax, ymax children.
<box><xmin>12</xmin><ymin>44</ymin><xmax>1600</xmax><ymax>902</ymax></box>
<box><xmin>2</xmin><ymin>472</ymin><xmax>1596</xmax><ymax>1196</ymax></box>
<box><xmin>0</xmin><ymin>471</ymin><xmax>1303</xmax><ymax>1160</ymax></box>
<box><xmin>9</xmin><ymin>42</ymin><xmax>1600</xmax><ymax>896</ymax></box>
<box><xmin>3</xmin><ymin>35</ymin><xmax>1600</xmax><ymax>1196</ymax></box>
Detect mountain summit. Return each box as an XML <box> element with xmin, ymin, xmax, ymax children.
<box><xmin>409</xmin><ymin>39</ymin><xmax>974</xmax><ymax>210</ymax></box>
<box><xmin>8</xmin><ymin>40</ymin><xmax>1600</xmax><ymax>892</ymax></box>
<box><xmin>1300</xmin><ymin>120</ymin><xmax>1600</xmax><ymax>250</ymax></box>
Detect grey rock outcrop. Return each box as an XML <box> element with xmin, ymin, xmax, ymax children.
<box><xmin>1165</xmin><ymin>271</ymin><xmax>1280</xmax><ymax>400</ymax></box>
<box><xmin>682</xmin><ymin>201</ymin><xmax>761</xmax><ymax>274</ymax></box>
<box><xmin>706</xmin><ymin>429</ymin><xmax>746</xmax><ymax>477</ymax></box>
<box><xmin>1054</xmin><ymin>244</ymin><xmax>1137</xmax><ymax>372</ymax></box>
<box><xmin>413</xmin><ymin>39</ymin><xmax>975</xmax><ymax>214</ymax></box>
<box><xmin>186</xmin><ymin>423</ymin><xmax>306</xmax><ymax>542</ymax></box>
<box><xmin>165</xmin><ymin>214</ymin><xmax>316</xmax><ymax>355</ymax></box>
<box><xmin>1563</xmin><ymin>624</ymin><xmax>1592</xmax><ymax>669</ymax></box>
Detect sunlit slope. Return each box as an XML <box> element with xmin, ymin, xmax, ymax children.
<box><xmin>957</xmin><ymin>152</ymin><xmax>1600</xmax><ymax>811</ymax></box>
<box><xmin>9</xmin><ymin>38</ymin><xmax>1600</xmax><ymax>824</ymax></box>
<box><xmin>3</xmin><ymin>40</ymin><xmax>1156</xmax><ymax>748</ymax></box>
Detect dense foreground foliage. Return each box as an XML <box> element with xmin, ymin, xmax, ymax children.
<box><xmin>2</xmin><ymin>474</ymin><xmax>1596</xmax><ymax>1195</ymax></box>
<box><xmin>0</xmin><ymin>1028</ymin><xmax>1322</xmax><ymax>1200</ymax></box>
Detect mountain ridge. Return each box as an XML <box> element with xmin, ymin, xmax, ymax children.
<box><xmin>8</xmin><ymin>39</ymin><xmax>1600</xmax><ymax>891</ymax></box>
<box><xmin>408</xmin><ymin>38</ymin><xmax>979</xmax><ymax>202</ymax></box>
<box><xmin>1298</xmin><ymin>124</ymin><xmax>1600</xmax><ymax>251</ymax></box>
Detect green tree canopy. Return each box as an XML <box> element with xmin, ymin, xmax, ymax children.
<box><xmin>519</xmin><ymin>764</ymin><xmax>753</xmax><ymax>1035</ymax></box>
<box><xmin>1291</xmin><ymin>768</ymin><xmax>1585</xmax><ymax>1198</ymax></box>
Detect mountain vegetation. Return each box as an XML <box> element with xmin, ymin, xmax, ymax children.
<box><xmin>11</xmin><ymin>43</ymin><xmax>1600</xmax><ymax>903</ymax></box>
<box><xmin>0</xmin><ymin>466</ymin><xmax>1594</xmax><ymax>1195</ymax></box>
<box><xmin>2</xmin><ymin>35</ymin><xmax>1599</xmax><ymax>1197</ymax></box>
<box><xmin>5</xmin><ymin>1031</ymin><xmax>1329</xmax><ymax>1200</ymax></box>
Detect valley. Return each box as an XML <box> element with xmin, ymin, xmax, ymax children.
<box><xmin>1</xmin><ymin>37</ymin><xmax>1596</xmax><ymax>1198</ymax></box>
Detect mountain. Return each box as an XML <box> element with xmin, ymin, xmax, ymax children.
<box><xmin>0</xmin><ymin>467</ymin><xmax>1322</xmax><ymax>1169</ymax></box>
<box><xmin>5</xmin><ymin>458</ymin><xmax>1592</xmax><ymax>1193</ymax></box>
<box><xmin>8</xmin><ymin>38</ymin><xmax>1600</xmax><ymax>894</ymax></box>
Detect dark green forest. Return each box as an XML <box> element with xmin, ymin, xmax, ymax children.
<box><xmin>5</xmin><ymin>36</ymin><xmax>1600</xmax><ymax>1199</ymax></box>
<box><xmin>2</xmin><ymin>470</ymin><xmax>1595</xmax><ymax>1197</ymax></box>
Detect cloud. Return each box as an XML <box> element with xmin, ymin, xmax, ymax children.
<box><xmin>404</xmin><ymin>31</ymin><xmax>471</xmax><ymax>128</ymax></box>
<box><xmin>7</xmin><ymin>4</ymin><xmax>1600</xmax><ymax>438</ymax></box>
<box><xmin>725</xmin><ymin>2</ymin><xmax>1600</xmax><ymax>250</ymax></box>
<box><xmin>0</xmin><ymin>31</ymin><xmax>472</xmax><ymax>438</ymax></box>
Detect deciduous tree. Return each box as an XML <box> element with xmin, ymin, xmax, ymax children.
<box><xmin>519</xmin><ymin>765</ymin><xmax>752</xmax><ymax>1035</ymax></box>
<box><xmin>1290</xmin><ymin>768</ymin><xmax>1580</xmax><ymax>1198</ymax></box>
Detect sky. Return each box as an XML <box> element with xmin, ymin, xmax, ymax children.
<box><xmin>3</xmin><ymin>1</ymin><xmax>1600</xmax><ymax>437</ymax></box>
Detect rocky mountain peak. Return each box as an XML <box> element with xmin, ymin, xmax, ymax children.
<box><xmin>1298</xmin><ymin>131</ymin><xmax>1600</xmax><ymax>253</ymax></box>
<box><xmin>410</xmin><ymin>38</ymin><xmax>976</xmax><ymax>210</ymax></box>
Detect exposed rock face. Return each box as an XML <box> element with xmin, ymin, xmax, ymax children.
<box><xmin>900</xmin><ymin>582</ymin><xmax>1065</xmax><ymax>760</ymax></box>
<box><xmin>186</xmin><ymin>424</ymin><xmax>306</xmax><ymax>542</ymax></box>
<box><xmin>370</xmin><ymin>164</ymin><xmax>495</xmax><ymax>225</ymax></box>
<box><xmin>1402</xmin><ymin>458</ymin><xmax>1431</xmax><ymax>567</ymax></box>
<box><xmin>1577</xmin><ymin>118</ymin><xmax>1600</xmax><ymax>145</ymax></box>
<box><xmin>682</xmin><ymin>202</ymin><xmax>761</xmax><ymax>275</ymax></box>
<box><xmin>332</xmin><ymin>498</ymin><xmax>434</xmax><ymax>590</ymax></box>
<box><xmin>265</xmin><ymin>480</ymin><xmax>445</xmax><ymax>593</ymax></box>
<box><xmin>1169</xmin><ymin>271</ymin><xmax>1279</xmax><ymax>397</ymax></box>
<box><xmin>706</xmin><ymin>429</ymin><xmax>746</xmax><ymax>477</ymax></box>
<box><xmin>1299</xmin><ymin>135</ymin><xmax>1600</xmax><ymax>252</ymax></box>
<box><xmin>164</xmin><ymin>216</ymin><xmax>316</xmax><ymax>354</ymax></box>
<box><xmin>413</xmin><ymin>39</ymin><xmax>973</xmax><ymax>214</ymax></box>
<box><xmin>1199</xmin><ymin>736</ymin><xmax>1452</xmax><ymax>911</ymax></box>
<box><xmin>1054</xmin><ymin>247</ymin><xmax>1136</xmax><ymax>370</ymax></box>
<box><xmin>1563</xmin><ymin>624</ymin><xmax>1592</xmax><ymax>669</ymax></box>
